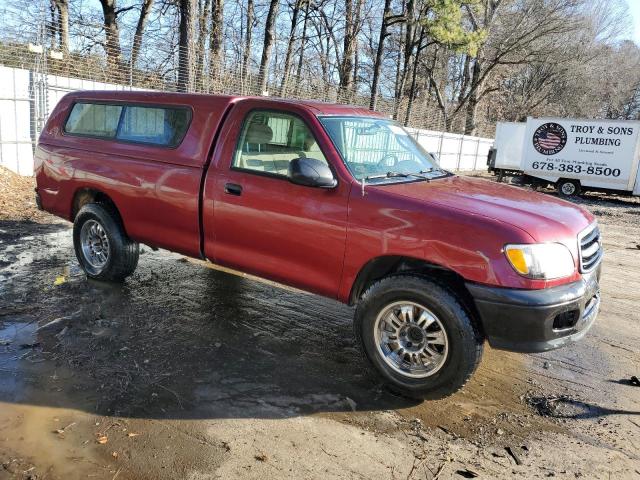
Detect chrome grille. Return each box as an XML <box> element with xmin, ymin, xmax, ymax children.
<box><xmin>578</xmin><ymin>223</ymin><xmax>603</xmax><ymax>273</ymax></box>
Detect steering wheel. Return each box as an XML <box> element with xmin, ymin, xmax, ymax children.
<box><xmin>377</xmin><ymin>153</ymin><xmax>398</xmax><ymax>170</ymax></box>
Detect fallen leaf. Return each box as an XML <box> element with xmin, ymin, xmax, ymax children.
<box><xmin>96</xmin><ymin>434</ymin><xmax>108</xmax><ymax>444</ymax></box>
<box><xmin>54</xmin><ymin>275</ymin><xmax>66</xmax><ymax>286</ymax></box>
<box><xmin>254</xmin><ymin>453</ymin><xmax>268</xmax><ymax>462</ymax></box>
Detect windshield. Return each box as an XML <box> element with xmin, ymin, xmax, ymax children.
<box><xmin>319</xmin><ymin>116</ymin><xmax>447</xmax><ymax>182</ymax></box>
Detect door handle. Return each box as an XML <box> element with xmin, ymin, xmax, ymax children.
<box><xmin>224</xmin><ymin>182</ymin><xmax>243</xmax><ymax>196</ymax></box>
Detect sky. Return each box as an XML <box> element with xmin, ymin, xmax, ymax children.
<box><xmin>625</xmin><ymin>0</ymin><xmax>640</xmax><ymax>45</ymax></box>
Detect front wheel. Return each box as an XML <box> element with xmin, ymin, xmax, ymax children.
<box><xmin>73</xmin><ymin>203</ymin><xmax>139</xmax><ymax>282</ymax></box>
<box><xmin>354</xmin><ymin>275</ymin><xmax>483</xmax><ymax>399</ymax></box>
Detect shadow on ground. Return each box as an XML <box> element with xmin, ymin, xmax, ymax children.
<box><xmin>1</xmin><ymin>219</ymin><xmax>422</xmax><ymax>420</ymax></box>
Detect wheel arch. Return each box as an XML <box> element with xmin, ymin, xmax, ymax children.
<box><xmin>71</xmin><ymin>188</ymin><xmax>127</xmax><ymax>233</ymax></box>
<box><xmin>348</xmin><ymin>256</ymin><xmax>479</xmax><ymax>316</ymax></box>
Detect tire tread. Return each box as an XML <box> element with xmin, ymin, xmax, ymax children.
<box><xmin>73</xmin><ymin>203</ymin><xmax>139</xmax><ymax>282</ymax></box>
<box><xmin>354</xmin><ymin>274</ymin><xmax>483</xmax><ymax>399</ymax></box>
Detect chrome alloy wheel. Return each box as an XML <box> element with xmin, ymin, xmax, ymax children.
<box><xmin>561</xmin><ymin>182</ymin><xmax>576</xmax><ymax>195</ymax></box>
<box><xmin>80</xmin><ymin>219</ymin><xmax>110</xmax><ymax>271</ymax></box>
<box><xmin>374</xmin><ymin>301</ymin><xmax>449</xmax><ymax>378</ymax></box>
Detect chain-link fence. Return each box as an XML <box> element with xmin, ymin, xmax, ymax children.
<box><xmin>0</xmin><ymin>0</ymin><xmax>493</xmax><ymax>175</ymax></box>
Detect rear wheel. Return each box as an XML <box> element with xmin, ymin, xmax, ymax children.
<box><xmin>73</xmin><ymin>203</ymin><xmax>139</xmax><ymax>282</ymax></box>
<box><xmin>557</xmin><ymin>178</ymin><xmax>581</xmax><ymax>197</ymax></box>
<box><xmin>354</xmin><ymin>275</ymin><xmax>483</xmax><ymax>399</ymax></box>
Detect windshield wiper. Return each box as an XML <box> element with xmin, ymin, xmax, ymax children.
<box><xmin>365</xmin><ymin>171</ymin><xmax>430</xmax><ymax>182</ymax></box>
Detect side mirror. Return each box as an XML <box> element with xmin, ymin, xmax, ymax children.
<box><xmin>288</xmin><ymin>158</ymin><xmax>337</xmax><ymax>188</ymax></box>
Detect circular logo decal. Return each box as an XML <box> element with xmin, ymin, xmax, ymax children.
<box><xmin>532</xmin><ymin>122</ymin><xmax>567</xmax><ymax>155</ymax></box>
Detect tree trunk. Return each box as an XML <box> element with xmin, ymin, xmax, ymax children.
<box><xmin>130</xmin><ymin>0</ymin><xmax>154</xmax><ymax>72</ymax></box>
<box><xmin>352</xmin><ymin>0</ymin><xmax>364</xmax><ymax>88</ymax></box>
<box><xmin>464</xmin><ymin>59</ymin><xmax>482</xmax><ymax>135</ymax></box>
<box><xmin>339</xmin><ymin>0</ymin><xmax>355</xmax><ymax>95</ymax></box>
<box><xmin>53</xmin><ymin>0</ymin><xmax>69</xmax><ymax>53</ymax></box>
<box><xmin>392</xmin><ymin>43</ymin><xmax>403</xmax><ymax>119</ymax></box>
<box><xmin>178</xmin><ymin>0</ymin><xmax>196</xmax><ymax>92</ymax></box>
<box><xmin>403</xmin><ymin>27</ymin><xmax>424</xmax><ymax>126</ymax></box>
<box><xmin>369</xmin><ymin>0</ymin><xmax>392</xmax><ymax>110</ymax></box>
<box><xmin>99</xmin><ymin>0</ymin><xmax>122</xmax><ymax>72</ymax></box>
<box><xmin>242</xmin><ymin>0</ymin><xmax>254</xmax><ymax>80</ymax></box>
<box><xmin>393</xmin><ymin>0</ymin><xmax>415</xmax><ymax>120</ymax></box>
<box><xmin>294</xmin><ymin>0</ymin><xmax>310</xmax><ymax>93</ymax></box>
<box><xmin>209</xmin><ymin>0</ymin><xmax>224</xmax><ymax>79</ymax></box>
<box><xmin>280</xmin><ymin>0</ymin><xmax>303</xmax><ymax>96</ymax></box>
<box><xmin>427</xmin><ymin>56</ymin><xmax>452</xmax><ymax>132</ymax></box>
<box><xmin>259</xmin><ymin>0</ymin><xmax>280</xmax><ymax>94</ymax></box>
<box><xmin>458</xmin><ymin>53</ymin><xmax>470</xmax><ymax>103</ymax></box>
<box><xmin>195</xmin><ymin>0</ymin><xmax>211</xmax><ymax>89</ymax></box>
<box><xmin>49</xmin><ymin>1</ymin><xmax>57</xmax><ymax>49</ymax></box>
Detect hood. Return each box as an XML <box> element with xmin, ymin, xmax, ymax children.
<box><xmin>373</xmin><ymin>176</ymin><xmax>594</xmax><ymax>242</ymax></box>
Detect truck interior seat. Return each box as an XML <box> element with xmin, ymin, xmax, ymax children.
<box><xmin>240</xmin><ymin>123</ymin><xmax>301</xmax><ymax>174</ymax></box>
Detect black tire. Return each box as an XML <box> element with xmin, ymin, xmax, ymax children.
<box><xmin>557</xmin><ymin>178</ymin><xmax>581</xmax><ymax>197</ymax></box>
<box><xmin>354</xmin><ymin>275</ymin><xmax>483</xmax><ymax>400</ymax></box>
<box><xmin>73</xmin><ymin>203</ymin><xmax>139</xmax><ymax>282</ymax></box>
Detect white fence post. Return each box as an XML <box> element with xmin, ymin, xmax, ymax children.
<box><xmin>473</xmin><ymin>138</ymin><xmax>481</xmax><ymax>171</ymax></box>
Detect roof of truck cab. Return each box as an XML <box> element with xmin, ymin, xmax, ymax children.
<box><xmin>63</xmin><ymin>90</ymin><xmax>386</xmax><ymax>118</ymax></box>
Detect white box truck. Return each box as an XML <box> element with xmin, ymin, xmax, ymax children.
<box><xmin>488</xmin><ymin>122</ymin><xmax>526</xmax><ymax>179</ymax></box>
<box><xmin>491</xmin><ymin>117</ymin><xmax>640</xmax><ymax>197</ymax></box>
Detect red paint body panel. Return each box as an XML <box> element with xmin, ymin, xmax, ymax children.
<box><xmin>36</xmin><ymin>91</ymin><xmax>596</xmax><ymax>303</ymax></box>
<box><xmin>202</xmin><ymin>99</ymin><xmax>352</xmax><ymax>297</ymax></box>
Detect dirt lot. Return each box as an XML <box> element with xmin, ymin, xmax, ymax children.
<box><xmin>1</xmin><ymin>167</ymin><xmax>639</xmax><ymax>479</ymax></box>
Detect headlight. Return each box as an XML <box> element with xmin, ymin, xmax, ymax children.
<box><xmin>504</xmin><ymin>243</ymin><xmax>575</xmax><ymax>279</ymax></box>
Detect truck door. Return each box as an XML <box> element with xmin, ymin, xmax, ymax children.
<box><xmin>205</xmin><ymin>104</ymin><xmax>350</xmax><ymax>299</ymax></box>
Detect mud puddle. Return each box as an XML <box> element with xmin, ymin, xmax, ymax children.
<box><xmin>1</xmin><ymin>193</ymin><xmax>640</xmax><ymax>478</ymax></box>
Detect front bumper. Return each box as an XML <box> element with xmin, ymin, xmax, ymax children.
<box><xmin>466</xmin><ymin>266</ymin><xmax>601</xmax><ymax>353</ymax></box>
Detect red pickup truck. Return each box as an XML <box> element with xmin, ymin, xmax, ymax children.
<box><xmin>34</xmin><ymin>91</ymin><xmax>602</xmax><ymax>399</ymax></box>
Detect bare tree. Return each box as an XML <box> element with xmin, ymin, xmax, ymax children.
<box><xmin>195</xmin><ymin>0</ymin><xmax>212</xmax><ymax>86</ymax></box>
<box><xmin>280</xmin><ymin>0</ymin><xmax>304</xmax><ymax>95</ymax></box>
<box><xmin>209</xmin><ymin>0</ymin><xmax>224</xmax><ymax>76</ymax></box>
<box><xmin>259</xmin><ymin>0</ymin><xmax>280</xmax><ymax>93</ymax></box>
<box><xmin>456</xmin><ymin>0</ymin><xmax>583</xmax><ymax>134</ymax></box>
<box><xmin>130</xmin><ymin>0</ymin><xmax>154</xmax><ymax>70</ymax></box>
<box><xmin>369</xmin><ymin>0</ymin><xmax>403</xmax><ymax>110</ymax></box>
<box><xmin>98</xmin><ymin>0</ymin><xmax>122</xmax><ymax>69</ymax></box>
<box><xmin>294</xmin><ymin>0</ymin><xmax>311</xmax><ymax>91</ymax></box>
<box><xmin>339</xmin><ymin>0</ymin><xmax>364</xmax><ymax>95</ymax></box>
<box><xmin>51</xmin><ymin>0</ymin><xmax>70</xmax><ymax>53</ymax></box>
<box><xmin>177</xmin><ymin>0</ymin><xmax>196</xmax><ymax>91</ymax></box>
<box><xmin>20</xmin><ymin>0</ymin><xmax>640</xmax><ymax>136</ymax></box>
<box><xmin>242</xmin><ymin>0</ymin><xmax>255</xmax><ymax>79</ymax></box>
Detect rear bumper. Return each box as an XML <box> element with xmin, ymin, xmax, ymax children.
<box><xmin>466</xmin><ymin>266</ymin><xmax>601</xmax><ymax>353</ymax></box>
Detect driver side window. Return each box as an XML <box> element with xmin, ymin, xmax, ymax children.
<box><xmin>233</xmin><ymin>111</ymin><xmax>328</xmax><ymax>176</ymax></box>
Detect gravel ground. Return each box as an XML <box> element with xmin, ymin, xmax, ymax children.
<box><xmin>0</xmin><ymin>168</ymin><xmax>639</xmax><ymax>479</ymax></box>
<box><xmin>0</xmin><ymin>167</ymin><xmax>48</xmax><ymax>223</ymax></box>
